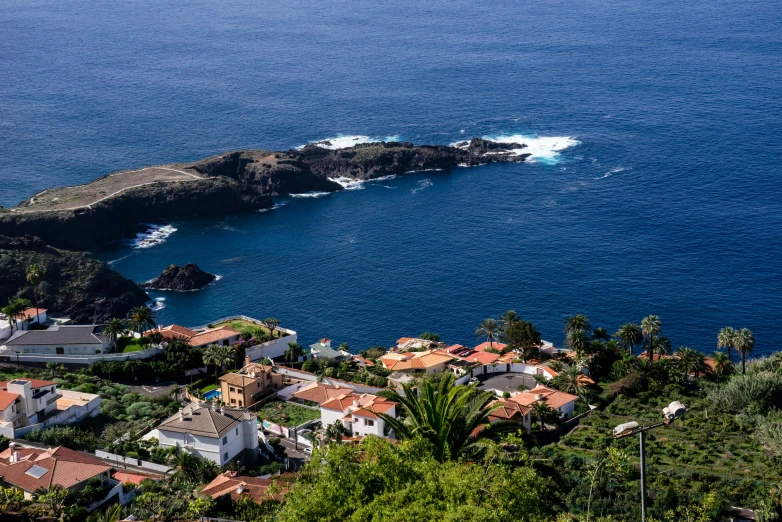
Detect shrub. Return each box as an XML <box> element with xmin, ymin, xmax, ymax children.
<box><xmin>708</xmin><ymin>372</ymin><xmax>782</xmax><ymax>414</ymax></box>
<box><xmin>605</xmin><ymin>372</ymin><xmax>648</xmax><ymax>400</ymax></box>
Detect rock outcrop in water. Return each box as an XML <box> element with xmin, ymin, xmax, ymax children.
<box><xmin>0</xmin><ymin>139</ymin><xmax>530</xmax><ymax>250</ymax></box>
<box><xmin>0</xmin><ymin>235</ymin><xmax>150</xmax><ymax>324</ymax></box>
<box><xmin>140</xmin><ymin>263</ymin><xmax>216</xmax><ymax>291</ymax></box>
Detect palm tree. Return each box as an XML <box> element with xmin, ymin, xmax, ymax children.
<box><xmin>475</xmin><ymin>318</ymin><xmax>500</xmax><ymax>350</ymax></box>
<box><xmin>128</xmin><ymin>305</ymin><xmax>156</xmax><ymax>335</ymax></box>
<box><xmin>87</xmin><ymin>503</ymin><xmax>122</xmax><ymax>522</ymax></box>
<box><xmin>202</xmin><ymin>344</ymin><xmax>223</xmax><ymax>382</ymax></box>
<box><xmin>566</xmin><ymin>329</ymin><xmax>590</xmax><ymax>358</ymax></box>
<box><xmin>734</xmin><ymin>328</ymin><xmax>755</xmax><ymax>374</ymax></box>
<box><xmin>2</xmin><ymin>298</ymin><xmax>31</xmax><ymax>334</ymax></box>
<box><xmin>614</xmin><ymin>323</ymin><xmax>643</xmax><ymax>355</ymax></box>
<box><xmin>531</xmin><ymin>401</ymin><xmax>555</xmax><ymax>432</ymax></box>
<box><xmin>34</xmin><ymin>485</ymin><xmax>69</xmax><ymax>519</ymax></box>
<box><xmin>45</xmin><ymin>361</ymin><xmax>64</xmax><ymax>379</ymax></box>
<box><xmin>553</xmin><ymin>364</ymin><xmax>583</xmax><ymax>396</ymax></box>
<box><xmin>564</xmin><ymin>314</ymin><xmax>591</xmax><ymax>335</ymax></box>
<box><xmin>284</xmin><ymin>342</ymin><xmax>304</xmax><ymax>365</ymax></box>
<box><xmin>712</xmin><ymin>351</ymin><xmax>732</xmax><ymax>377</ymax></box>
<box><xmin>378</xmin><ymin>373</ymin><xmax>513</xmax><ymax>462</ymax></box>
<box><xmin>641</xmin><ymin>315</ymin><xmax>661</xmax><ymax>361</ymax></box>
<box><xmin>216</xmin><ymin>344</ymin><xmax>235</xmax><ymax>371</ymax></box>
<box><xmin>171</xmin><ymin>384</ymin><xmax>181</xmax><ymax>401</ymax></box>
<box><xmin>592</xmin><ymin>327</ymin><xmax>610</xmax><ymax>341</ymax></box>
<box><xmin>718</xmin><ymin>326</ymin><xmax>737</xmax><ymax>363</ymax></box>
<box><xmin>103</xmin><ymin>318</ymin><xmax>127</xmax><ymax>353</ymax></box>
<box><xmin>675</xmin><ymin>347</ymin><xmax>700</xmax><ymax>382</ymax></box>
<box><xmin>25</xmin><ymin>264</ymin><xmax>44</xmax><ymax>325</ymax></box>
<box><xmin>262</xmin><ymin>317</ymin><xmax>281</xmax><ymax>339</ymax></box>
<box><xmin>500</xmin><ymin>310</ymin><xmax>519</xmax><ymax>336</ymax></box>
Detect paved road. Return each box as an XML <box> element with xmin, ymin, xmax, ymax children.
<box><xmin>476</xmin><ymin>372</ymin><xmax>537</xmax><ymax>394</ymax></box>
<box><xmin>130</xmin><ymin>383</ymin><xmax>177</xmax><ymax>398</ymax></box>
<box><xmin>277</xmin><ymin>437</ymin><xmax>308</xmax><ymax>472</ymax></box>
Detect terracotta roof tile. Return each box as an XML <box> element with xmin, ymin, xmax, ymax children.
<box><xmin>0</xmin><ymin>378</ymin><xmax>57</xmax><ymax>389</ymax></box>
<box><xmin>0</xmin><ymin>446</ymin><xmax>111</xmax><ymax>493</ymax></box>
<box><xmin>293</xmin><ymin>382</ymin><xmax>355</xmax><ymax>405</ymax></box>
<box><xmin>509</xmin><ymin>385</ymin><xmax>578</xmax><ymax>410</ymax></box>
<box><xmin>188</xmin><ymin>326</ymin><xmax>241</xmax><ymax>347</ymax></box>
<box><xmin>0</xmin><ymin>391</ymin><xmax>20</xmax><ymax>410</ymax></box>
<box><xmin>202</xmin><ymin>471</ymin><xmax>294</xmax><ymax>503</ymax></box>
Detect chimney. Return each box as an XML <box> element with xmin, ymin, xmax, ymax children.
<box><xmin>220</xmin><ymin>406</ymin><xmax>225</xmax><ymax>416</ymax></box>
<box><xmin>179</xmin><ymin>408</ymin><xmax>184</xmax><ymax>420</ymax></box>
<box><xmin>245</xmin><ymin>355</ymin><xmax>251</xmax><ymax>366</ymax></box>
<box><xmin>12</xmin><ymin>451</ymin><xmax>20</xmax><ymax>463</ymax></box>
<box><xmin>236</xmin><ymin>484</ymin><xmax>244</xmax><ymax>494</ymax></box>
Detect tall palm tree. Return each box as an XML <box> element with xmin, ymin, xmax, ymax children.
<box><xmin>202</xmin><ymin>344</ymin><xmax>223</xmax><ymax>382</ymax></box>
<box><xmin>475</xmin><ymin>318</ymin><xmax>500</xmax><ymax>350</ymax></box>
<box><xmin>531</xmin><ymin>401</ymin><xmax>555</xmax><ymax>432</ymax></box>
<box><xmin>552</xmin><ymin>364</ymin><xmax>583</xmax><ymax>396</ymax></box>
<box><xmin>284</xmin><ymin>342</ymin><xmax>304</xmax><ymax>365</ymax></box>
<box><xmin>25</xmin><ymin>264</ymin><xmax>44</xmax><ymax>325</ymax></box>
<box><xmin>378</xmin><ymin>373</ymin><xmax>512</xmax><ymax>462</ymax></box>
<box><xmin>734</xmin><ymin>328</ymin><xmax>755</xmax><ymax>374</ymax></box>
<box><xmin>564</xmin><ymin>314</ymin><xmax>591</xmax><ymax>335</ymax></box>
<box><xmin>103</xmin><ymin>318</ymin><xmax>127</xmax><ymax>353</ymax></box>
<box><xmin>128</xmin><ymin>305</ymin><xmax>156</xmax><ymax>335</ymax></box>
<box><xmin>614</xmin><ymin>323</ymin><xmax>643</xmax><ymax>355</ymax></box>
<box><xmin>675</xmin><ymin>347</ymin><xmax>700</xmax><ymax>382</ymax></box>
<box><xmin>216</xmin><ymin>344</ymin><xmax>235</xmax><ymax>372</ymax></box>
<box><xmin>641</xmin><ymin>315</ymin><xmax>661</xmax><ymax>361</ymax></box>
<box><xmin>566</xmin><ymin>329</ymin><xmax>590</xmax><ymax>358</ymax></box>
<box><xmin>712</xmin><ymin>351</ymin><xmax>731</xmax><ymax>377</ymax></box>
<box><xmin>718</xmin><ymin>326</ymin><xmax>737</xmax><ymax>363</ymax></box>
<box><xmin>500</xmin><ymin>310</ymin><xmax>519</xmax><ymax>336</ymax></box>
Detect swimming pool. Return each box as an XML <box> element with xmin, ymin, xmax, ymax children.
<box><xmin>203</xmin><ymin>389</ymin><xmax>221</xmax><ymax>400</ymax></box>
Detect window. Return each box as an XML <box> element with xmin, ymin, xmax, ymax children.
<box><xmin>239</xmin><ymin>401</ymin><xmax>243</xmax><ymax>407</ymax></box>
<box><xmin>230</xmin><ymin>387</ymin><xmax>235</xmax><ymax>393</ymax></box>
<box><xmin>257</xmin><ymin>383</ymin><xmax>261</xmax><ymax>388</ymax></box>
<box><xmin>222</xmin><ymin>436</ymin><xmax>228</xmax><ymax>445</ymax></box>
<box><xmin>235</xmin><ymin>427</ymin><xmax>239</xmax><ymax>435</ymax></box>
<box><xmin>364</xmin><ymin>419</ymin><xmax>374</xmax><ymax>427</ymax></box>
<box><xmin>224</xmin><ymin>452</ymin><xmax>228</xmax><ymax>461</ymax></box>
<box><xmin>230</xmin><ymin>399</ymin><xmax>236</xmax><ymax>404</ymax></box>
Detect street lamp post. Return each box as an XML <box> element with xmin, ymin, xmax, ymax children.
<box><xmin>613</xmin><ymin>401</ymin><xmax>687</xmax><ymax>522</ymax></box>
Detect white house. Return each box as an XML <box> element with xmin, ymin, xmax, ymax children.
<box><xmin>1</xmin><ymin>325</ymin><xmax>109</xmax><ymax>355</ymax></box>
<box><xmin>0</xmin><ymin>378</ymin><xmax>101</xmax><ymax>438</ymax></box>
<box><xmin>320</xmin><ymin>393</ymin><xmax>398</xmax><ymax>438</ymax></box>
<box><xmin>145</xmin><ymin>404</ymin><xmax>259</xmax><ymax>466</ymax></box>
<box><xmin>0</xmin><ymin>308</ymin><xmax>47</xmax><ymax>341</ymax></box>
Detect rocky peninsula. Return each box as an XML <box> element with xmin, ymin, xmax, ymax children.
<box><xmin>0</xmin><ymin>139</ymin><xmax>530</xmax><ymax>251</ymax></box>
<box><xmin>140</xmin><ymin>263</ymin><xmax>217</xmax><ymax>291</ymax></box>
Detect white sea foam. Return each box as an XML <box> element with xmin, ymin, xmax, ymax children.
<box><xmin>148</xmin><ymin>297</ymin><xmax>166</xmax><ymax>311</ymax></box>
<box><xmin>595</xmin><ymin>166</ymin><xmax>630</xmax><ymax>180</ymax></box>
<box><xmin>257</xmin><ymin>201</ymin><xmax>288</xmax><ymax>212</ymax></box>
<box><xmin>132</xmin><ymin>224</ymin><xmax>177</xmax><ymax>249</ymax></box>
<box><xmin>302</xmin><ymin>134</ymin><xmax>402</xmax><ymax>150</ymax></box>
<box><xmin>452</xmin><ymin>134</ymin><xmax>579</xmax><ymax>165</ymax></box>
<box><xmin>328</xmin><ymin>177</ymin><xmax>366</xmax><ymax>190</ymax></box>
<box><xmin>107</xmin><ymin>254</ymin><xmax>132</xmax><ymax>266</ymax></box>
<box><xmin>411</xmin><ymin>179</ymin><xmax>433</xmax><ymax>194</ymax></box>
<box><xmin>291</xmin><ymin>191</ymin><xmax>331</xmax><ymax>198</ymax></box>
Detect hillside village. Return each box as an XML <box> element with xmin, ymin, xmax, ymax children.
<box><xmin>0</xmin><ymin>304</ymin><xmax>780</xmax><ymax>522</ymax></box>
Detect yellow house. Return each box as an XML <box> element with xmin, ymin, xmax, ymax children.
<box><xmin>219</xmin><ymin>362</ymin><xmax>283</xmax><ymax>408</ymax></box>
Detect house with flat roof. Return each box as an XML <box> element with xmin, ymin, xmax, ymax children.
<box><xmin>147</xmin><ymin>324</ymin><xmax>241</xmax><ymax>348</ymax></box>
<box><xmin>144</xmin><ymin>404</ymin><xmax>259</xmax><ymax>466</ymax></box>
<box><xmin>0</xmin><ymin>378</ymin><xmax>101</xmax><ymax>438</ymax></box>
<box><xmin>1</xmin><ymin>325</ymin><xmax>109</xmax><ymax>355</ymax></box>
<box><xmin>395</xmin><ymin>337</ymin><xmax>440</xmax><ymax>351</ymax></box>
<box><xmin>219</xmin><ymin>361</ymin><xmax>283</xmax><ymax>408</ymax></box>
<box><xmin>441</xmin><ymin>344</ymin><xmax>501</xmax><ymax>366</ymax></box>
<box><xmin>0</xmin><ymin>445</ymin><xmax>122</xmax><ymax>506</ymax></box>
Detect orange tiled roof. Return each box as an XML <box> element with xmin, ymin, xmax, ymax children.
<box><xmin>474</xmin><ymin>341</ymin><xmax>508</xmax><ymax>353</ymax></box>
<box><xmin>509</xmin><ymin>385</ymin><xmax>578</xmax><ymax>410</ymax></box>
<box><xmin>15</xmin><ymin>307</ymin><xmax>47</xmax><ymax>320</ymax></box>
<box><xmin>321</xmin><ymin>393</ymin><xmax>362</xmax><ymax>412</ymax></box>
<box><xmin>188</xmin><ymin>326</ymin><xmax>241</xmax><ymax>347</ymax></box>
<box><xmin>487</xmin><ymin>399</ymin><xmax>531</xmax><ymax>421</ymax></box>
<box><xmin>379</xmin><ymin>350</ymin><xmax>453</xmax><ymax>371</ymax></box>
<box><xmin>293</xmin><ymin>382</ymin><xmax>355</xmax><ymax>405</ymax></box>
<box><xmin>0</xmin><ymin>378</ymin><xmax>57</xmax><ymax>389</ymax></box>
<box><xmin>0</xmin><ymin>446</ymin><xmax>111</xmax><ymax>493</ymax></box>
<box><xmin>112</xmin><ymin>470</ymin><xmax>161</xmax><ymax>485</ymax></box>
<box><xmin>201</xmin><ymin>471</ymin><xmax>294</xmax><ymax>503</ymax></box>
<box><xmin>0</xmin><ymin>390</ymin><xmax>20</xmax><ymax>410</ymax></box>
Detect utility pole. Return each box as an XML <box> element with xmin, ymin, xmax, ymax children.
<box><xmin>639</xmin><ymin>430</ymin><xmax>647</xmax><ymax>522</ymax></box>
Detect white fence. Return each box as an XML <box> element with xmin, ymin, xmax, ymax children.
<box><xmin>95</xmin><ymin>450</ymin><xmax>171</xmax><ymax>474</ymax></box>
<box><xmin>4</xmin><ymin>390</ymin><xmax>102</xmax><ymax>438</ymax></box>
<box><xmin>246</xmin><ymin>333</ymin><xmax>297</xmax><ymax>362</ymax></box>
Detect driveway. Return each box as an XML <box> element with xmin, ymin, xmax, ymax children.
<box><xmin>277</xmin><ymin>437</ymin><xmax>308</xmax><ymax>472</ymax></box>
<box><xmin>130</xmin><ymin>383</ymin><xmax>177</xmax><ymax>398</ymax></box>
<box><xmin>475</xmin><ymin>372</ymin><xmax>537</xmax><ymax>394</ymax></box>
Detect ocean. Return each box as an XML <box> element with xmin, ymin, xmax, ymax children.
<box><xmin>2</xmin><ymin>0</ymin><xmax>780</xmax><ymax>354</ymax></box>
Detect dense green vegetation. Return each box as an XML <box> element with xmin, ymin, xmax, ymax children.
<box><xmin>257</xmin><ymin>401</ymin><xmax>321</xmax><ymax>428</ymax></box>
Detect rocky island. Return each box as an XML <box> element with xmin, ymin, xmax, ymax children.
<box><xmin>140</xmin><ymin>263</ymin><xmax>217</xmax><ymax>291</ymax></box>
<box><xmin>0</xmin><ymin>139</ymin><xmax>530</xmax><ymax>251</ymax></box>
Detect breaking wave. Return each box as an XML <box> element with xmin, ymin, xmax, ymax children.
<box><xmin>132</xmin><ymin>224</ymin><xmax>177</xmax><ymax>249</ymax></box>
<box><xmin>302</xmin><ymin>134</ymin><xmax>402</xmax><ymax>150</ymax></box>
<box><xmin>291</xmin><ymin>191</ymin><xmax>331</xmax><ymax>198</ymax></box>
<box><xmin>595</xmin><ymin>166</ymin><xmax>630</xmax><ymax>180</ymax></box>
<box><xmin>453</xmin><ymin>134</ymin><xmax>579</xmax><ymax>165</ymax></box>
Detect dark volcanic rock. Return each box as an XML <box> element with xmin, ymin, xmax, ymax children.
<box><xmin>0</xmin><ymin>235</ymin><xmax>150</xmax><ymax>324</ymax></box>
<box><xmin>140</xmin><ymin>263</ymin><xmax>216</xmax><ymax>291</ymax></box>
<box><xmin>0</xmin><ymin>139</ymin><xmax>530</xmax><ymax>250</ymax></box>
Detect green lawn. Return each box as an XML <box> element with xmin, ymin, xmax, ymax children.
<box><xmin>214</xmin><ymin>319</ymin><xmax>280</xmax><ymax>337</ymax></box>
<box><xmin>257</xmin><ymin>401</ymin><xmax>320</xmax><ymax>427</ymax></box>
<box><xmin>201</xmin><ymin>384</ymin><xmax>218</xmax><ymax>394</ymax></box>
<box><xmin>119</xmin><ymin>337</ymin><xmax>147</xmax><ymax>353</ymax></box>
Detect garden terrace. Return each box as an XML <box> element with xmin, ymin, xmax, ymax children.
<box><xmin>257</xmin><ymin>401</ymin><xmax>320</xmax><ymax>428</ymax></box>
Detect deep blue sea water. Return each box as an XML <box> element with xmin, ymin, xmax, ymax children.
<box><xmin>2</xmin><ymin>0</ymin><xmax>781</xmax><ymax>354</ymax></box>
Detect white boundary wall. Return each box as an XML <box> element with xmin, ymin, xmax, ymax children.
<box><xmin>0</xmin><ymin>346</ymin><xmax>163</xmax><ymax>365</ymax></box>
